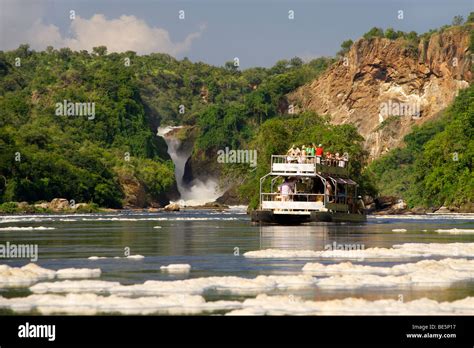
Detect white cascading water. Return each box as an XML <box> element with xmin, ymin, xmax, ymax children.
<box><xmin>157</xmin><ymin>126</ymin><xmax>221</xmax><ymax>206</ymax></box>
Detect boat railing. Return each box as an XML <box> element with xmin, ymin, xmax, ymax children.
<box><xmin>261</xmin><ymin>192</ymin><xmax>356</xmax><ymax>213</ymax></box>
<box><xmin>260</xmin><ymin>192</ymin><xmax>327</xmax><ymax>212</ymax></box>
<box><xmin>271</xmin><ymin>155</ymin><xmax>349</xmax><ymax>176</ymax></box>
<box><xmin>271</xmin><ymin>155</ymin><xmax>316</xmax><ymax>175</ymax></box>
<box><xmin>261</xmin><ymin>192</ymin><xmax>325</xmax><ymax>202</ymax></box>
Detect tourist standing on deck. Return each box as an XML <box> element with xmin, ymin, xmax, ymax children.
<box><xmin>299</xmin><ymin>145</ymin><xmax>307</xmax><ymax>163</ymax></box>
<box><xmin>325</xmin><ymin>151</ymin><xmax>333</xmax><ymax>166</ymax></box>
<box><xmin>342</xmin><ymin>152</ymin><xmax>349</xmax><ymax>167</ymax></box>
<box><xmin>315</xmin><ymin>144</ymin><xmax>324</xmax><ymax>164</ymax></box>
<box><xmin>335</xmin><ymin>153</ymin><xmax>343</xmax><ymax>167</ymax></box>
<box><xmin>279</xmin><ymin>178</ymin><xmax>292</xmax><ymax>201</ymax></box>
<box><xmin>307</xmin><ymin>144</ymin><xmax>315</xmax><ymax>163</ymax></box>
<box><xmin>286</xmin><ymin>145</ymin><xmax>297</xmax><ymax>163</ymax></box>
<box><xmin>325</xmin><ymin>182</ymin><xmax>334</xmax><ymax>203</ymax></box>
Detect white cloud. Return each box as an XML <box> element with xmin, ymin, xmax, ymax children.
<box><xmin>26</xmin><ymin>20</ymin><xmax>64</xmax><ymax>49</ymax></box>
<box><xmin>63</xmin><ymin>14</ymin><xmax>205</xmax><ymax>55</ymax></box>
<box><xmin>0</xmin><ymin>7</ymin><xmax>204</xmax><ymax>56</ymax></box>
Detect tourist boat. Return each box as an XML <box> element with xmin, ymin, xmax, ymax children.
<box><xmin>250</xmin><ymin>154</ymin><xmax>366</xmax><ymax>224</ymax></box>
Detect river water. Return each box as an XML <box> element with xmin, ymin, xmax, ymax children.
<box><xmin>0</xmin><ymin>209</ymin><xmax>473</xmax><ymax>315</ymax></box>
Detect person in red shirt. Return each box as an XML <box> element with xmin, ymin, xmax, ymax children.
<box><xmin>315</xmin><ymin>144</ymin><xmax>323</xmax><ymax>164</ymax></box>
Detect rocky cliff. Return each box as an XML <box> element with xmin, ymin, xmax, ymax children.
<box><xmin>289</xmin><ymin>25</ymin><xmax>472</xmax><ymax>160</ymax></box>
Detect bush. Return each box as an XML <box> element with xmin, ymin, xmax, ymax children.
<box><xmin>0</xmin><ymin>202</ymin><xmax>19</xmax><ymax>213</ymax></box>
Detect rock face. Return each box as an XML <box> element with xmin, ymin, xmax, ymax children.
<box><xmin>215</xmin><ymin>186</ymin><xmax>248</xmax><ymax>205</ymax></box>
<box><xmin>119</xmin><ymin>173</ymin><xmax>147</xmax><ymax>208</ymax></box>
<box><xmin>289</xmin><ymin>26</ymin><xmax>472</xmax><ymax>160</ymax></box>
<box><xmin>117</xmin><ymin>171</ymin><xmax>148</xmax><ymax>208</ymax></box>
<box><xmin>117</xmin><ymin>168</ymin><xmax>171</xmax><ymax>208</ymax></box>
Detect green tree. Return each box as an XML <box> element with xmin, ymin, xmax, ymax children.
<box><xmin>337</xmin><ymin>39</ymin><xmax>353</xmax><ymax>56</ymax></box>
<box><xmin>384</xmin><ymin>28</ymin><xmax>398</xmax><ymax>40</ymax></box>
<box><xmin>452</xmin><ymin>15</ymin><xmax>464</xmax><ymax>26</ymax></box>
<box><xmin>363</xmin><ymin>27</ymin><xmax>384</xmax><ymax>39</ymax></box>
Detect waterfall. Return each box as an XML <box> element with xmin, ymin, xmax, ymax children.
<box><xmin>158</xmin><ymin>126</ymin><xmax>221</xmax><ymax>206</ymax></box>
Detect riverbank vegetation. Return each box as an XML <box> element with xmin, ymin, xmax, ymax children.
<box><xmin>366</xmin><ymin>84</ymin><xmax>473</xmax><ymax>210</ymax></box>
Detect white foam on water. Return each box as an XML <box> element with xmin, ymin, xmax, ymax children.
<box><xmin>244</xmin><ymin>243</ymin><xmax>474</xmax><ymax>259</ymax></box>
<box><xmin>0</xmin><ymin>263</ymin><xmax>56</xmax><ymax>288</ymax></box>
<box><xmin>303</xmin><ymin>262</ymin><xmax>392</xmax><ymax>275</ymax></box>
<box><xmin>0</xmin><ymin>218</ymin><xmax>51</xmax><ymax>224</ymax></box>
<box><xmin>56</xmin><ymin>268</ymin><xmax>101</xmax><ymax>279</ymax></box>
<box><xmin>2</xmin><ymin>291</ymin><xmax>472</xmax><ymax>315</ymax></box>
<box><xmin>392</xmin><ymin>229</ymin><xmax>407</xmax><ymax>232</ymax></box>
<box><xmin>80</xmin><ymin>217</ymin><xmax>240</xmax><ymax>222</ymax></box>
<box><xmin>244</xmin><ymin>249</ymin><xmax>322</xmax><ymax>258</ymax></box>
<box><xmin>227</xmin><ymin>205</ymin><xmax>248</xmax><ymax>213</ymax></box>
<box><xmin>0</xmin><ymin>264</ymin><xmax>100</xmax><ymax>288</ymax></box>
<box><xmin>29</xmin><ymin>274</ymin><xmax>318</xmax><ymax>296</ymax></box>
<box><xmin>152</xmin><ymin>217</ymin><xmax>239</xmax><ymax>221</ymax></box>
<box><xmin>225</xmin><ymin>294</ymin><xmax>474</xmax><ymax>315</ymax></box>
<box><xmin>87</xmin><ymin>255</ymin><xmax>144</xmax><ymax>260</ymax></box>
<box><xmin>160</xmin><ymin>264</ymin><xmax>191</xmax><ymax>273</ymax></box>
<box><xmin>435</xmin><ymin>228</ymin><xmax>474</xmax><ymax>234</ymax></box>
<box><xmin>173</xmin><ymin>179</ymin><xmax>222</xmax><ymax>207</ymax></box>
<box><xmin>302</xmin><ymin>258</ymin><xmax>474</xmax><ymax>289</ymax></box>
<box><xmin>126</xmin><ymin>255</ymin><xmax>145</xmax><ymax>260</ymax></box>
<box><xmin>0</xmin><ymin>219</ymin><xmax>23</xmax><ymax>224</ymax></box>
<box><xmin>370</xmin><ymin>214</ymin><xmax>474</xmax><ymax>220</ymax></box>
<box><xmin>0</xmin><ymin>214</ymin><xmax>92</xmax><ymax>219</ymax></box>
<box><xmin>2</xmin><ymin>292</ymin><xmax>473</xmax><ymax>315</ymax></box>
<box><xmin>153</xmin><ymin>226</ymin><xmax>162</xmax><ymax>229</ymax></box>
<box><xmin>0</xmin><ymin>226</ymin><xmax>55</xmax><ymax>231</ymax></box>
<box><xmin>0</xmin><ymin>293</ymin><xmax>242</xmax><ymax>315</ymax></box>
<box><xmin>31</xmin><ymin>280</ymin><xmax>120</xmax><ymax>294</ymax></box>
<box><xmin>394</xmin><ymin>243</ymin><xmax>474</xmax><ymax>257</ymax></box>
<box><xmin>81</xmin><ymin>217</ymin><xmax>165</xmax><ymax>221</ymax></box>
<box><xmin>0</xmin><ymin>214</ymin><xmax>95</xmax><ymax>223</ymax></box>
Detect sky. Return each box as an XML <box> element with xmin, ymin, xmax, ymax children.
<box><xmin>0</xmin><ymin>0</ymin><xmax>472</xmax><ymax>68</ymax></box>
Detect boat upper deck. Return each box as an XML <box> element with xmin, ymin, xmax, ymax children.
<box><xmin>270</xmin><ymin>155</ymin><xmax>349</xmax><ymax>177</ymax></box>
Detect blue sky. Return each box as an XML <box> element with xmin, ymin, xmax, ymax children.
<box><xmin>0</xmin><ymin>0</ymin><xmax>472</xmax><ymax>68</ymax></box>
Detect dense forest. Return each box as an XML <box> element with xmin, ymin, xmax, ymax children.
<box><xmin>0</xmin><ymin>43</ymin><xmax>332</xmax><ymax>209</ymax></box>
<box><xmin>0</xmin><ymin>46</ymin><xmax>175</xmax><ymax>208</ymax></box>
<box><xmin>0</xmin><ymin>15</ymin><xmax>472</xmax><ymax>211</ymax></box>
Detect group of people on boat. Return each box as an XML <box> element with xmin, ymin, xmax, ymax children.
<box><xmin>286</xmin><ymin>144</ymin><xmax>349</xmax><ymax>168</ymax></box>
<box><xmin>276</xmin><ymin>176</ymin><xmax>364</xmax><ymax>213</ymax></box>
<box><xmin>276</xmin><ymin>176</ymin><xmax>339</xmax><ymax>203</ymax></box>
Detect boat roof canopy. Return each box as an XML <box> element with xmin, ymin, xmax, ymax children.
<box><xmin>329</xmin><ymin>176</ymin><xmax>357</xmax><ymax>185</ymax></box>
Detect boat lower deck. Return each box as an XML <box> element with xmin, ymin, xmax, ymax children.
<box><xmin>251</xmin><ymin>209</ymin><xmax>367</xmax><ymax>224</ymax></box>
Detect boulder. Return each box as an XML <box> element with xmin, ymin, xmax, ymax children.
<box><xmin>164</xmin><ymin>203</ymin><xmax>180</xmax><ymax>211</ymax></box>
<box><xmin>49</xmin><ymin>198</ymin><xmax>70</xmax><ymax>210</ymax></box>
<box><xmin>202</xmin><ymin>202</ymin><xmax>229</xmax><ymax>209</ymax></box>
<box><xmin>216</xmin><ymin>186</ymin><xmax>247</xmax><ymax>205</ymax></box>
<box><xmin>393</xmin><ymin>199</ymin><xmax>407</xmax><ymax>210</ymax></box>
<box><xmin>18</xmin><ymin>201</ymin><xmax>29</xmax><ymax>209</ymax></box>
<box><xmin>433</xmin><ymin>206</ymin><xmax>451</xmax><ymax>214</ymax></box>
<box><xmin>34</xmin><ymin>202</ymin><xmax>49</xmax><ymax>209</ymax></box>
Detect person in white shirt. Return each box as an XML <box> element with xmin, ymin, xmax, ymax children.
<box><xmin>279</xmin><ymin>177</ymin><xmax>295</xmax><ymax>201</ymax></box>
